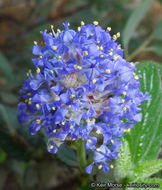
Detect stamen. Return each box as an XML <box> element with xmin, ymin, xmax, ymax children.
<box><xmin>93</xmin><ymin>21</ymin><xmax>99</xmax><ymax>25</ymax></box>
<box><xmin>36</xmin><ymin>119</ymin><xmax>40</xmax><ymax>124</ymax></box>
<box><xmin>55</xmin><ymin>96</ymin><xmax>60</xmax><ymax>101</ymax></box>
<box><xmin>111</xmin><ymin>140</ymin><xmax>114</xmax><ymax>143</ymax></box>
<box><xmin>121</xmin><ymin>99</ymin><xmax>125</xmax><ymax>103</ymax></box>
<box><xmin>123</xmin><ymin>107</ymin><xmax>127</xmax><ymax>111</ymax></box>
<box><xmin>36</xmin><ymin>67</ymin><xmax>40</xmax><ymax>73</ymax></box>
<box><xmin>52</xmin><ymin>46</ymin><xmax>57</xmax><ymax>50</ymax></box>
<box><xmin>134</xmin><ymin>75</ymin><xmax>139</xmax><ymax>80</ymax></box>
<box><xmin>106</xmin><ymin>69</ymin><xmax>111</xmax><ymax>74</ymax></box>
<box><xmin>70</xmin><ymin>94</ymin><xmax>75</xmax><ymax>99</ymax></box>
<box><xmin>117</xmin><ymin>32</ymin><xmax>120</xmax><ymax>37</ymax></box>
<box><xmin>98</xmin><ymin>165</ymin><xmax>102</xmax><ymax>169</ymax></box>
<box><xmin>83</xmin><ymin>51</ymin><xmax>88</xmax><ymax>56</ymax></box>
<box><xmin>92</xmin><ymin>79</ymin><xmax>96</xmax><ymax>84</ymax></box>
<box><xmin>36</xmin><ymin>104</ymin><xmax>39</xmax><ymax>108</ymax></box>
<box><xmin>113</xmin><ymin>56</ymin><xmax>118</xmax><ymax>60</ymax></box>
<box><xmin>130</xmin><ymin>62</ymin><xmax>134</xmax><ymax>66</ymax></box>
<box><xmin>113</xmin><ymin>35</ymin><xmax>117</xmax><ymax>40</ymax></box>
<box><xmin>75</xmin><ymin>65</ymin><xmax>82</xmax><ymax>70</ymax></box>
<box><xmin>53</xmin><ymin>129</ymin><xmax>56</xmax><ymax>133</ymax></box>
<box><xmin>99</xmin><ymin>46</ymin><xmax>103</xmax><ymax>50</ymax></box>
<box><xmin>49</xmin><ymin>145</ymin><xmax>54</xmax><ymax>149</ymax></box>
<box><xmin>81</xmin><ymin>21</ymin><xmax>85</xmax><ymax>26</ymax></box>
<box><xmin>110</xmin><ymin>165</ymin><xmax>114</xmax><ymax>169</ymax></box>
<box><xmin>52</xmin><ymin>107</ymin><xmax>56</xmax><ymax>110</ymax></box>
<box><xmin>96</xmin><ymin>129</ymin><xmax>100</xmax><ymax>134</ymax></box>
<box><xmin>86</xmin><ymin>119</ymin><xmax>90</xmax><ymax>123</ymax></box>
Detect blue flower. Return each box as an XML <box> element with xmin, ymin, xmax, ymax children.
<box><xmin>18</xmin><ymin>21</ymin><xmax>149</xmax><ymax>174</ymax></box>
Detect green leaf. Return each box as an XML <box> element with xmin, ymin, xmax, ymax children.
<box><xmin>153</xmin><ymin>20</ymin><xmax>162</xmax><ymax>40</ymax></box>
<box><xmin>115</xmin><ymin>139</ymin><xmax>132</xmax><ymax>182</ymax></box>
<box><xmin>122</xmin><ymin>0</ymin><xmax>154</xmax><ymax>50</ymax></box>
<box><xmin>56</xmin><ymin>144</ymin><xmax>79</xmax><ymax>167</ymax></box>
<box><xmin>126</xmin><ymin>62</ymin><xmax>162</xmax><ymax>165</ymax></box>
<box><xmin>146</xmin><ymin>42</ymin><xmax>162</xmax><ymax>56</ymax></box>
<box><xmin>0</xmin><ymin>52</ymin><xmax>14</xmax><ymax>80</ymax></box>
<box><xmin>131</xmin><ymin>159</ymin><xmax>162</xmax><ymax>182</ymax></box>
<box><xmin>157</xmin><ymin>62</ymin><xmax>162</xmax><ymax>77</ymax></box>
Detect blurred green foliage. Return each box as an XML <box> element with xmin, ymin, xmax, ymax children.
<box><xmin>0</xmin><ymin>0</ymin><xmax>162</xmax><ymax>189</ymax></box>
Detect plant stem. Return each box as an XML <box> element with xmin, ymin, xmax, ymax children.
<box><xmin>127</xmin><ymin>35</ymin><xmax>153</xmax><ymax>62</ymax></box>
<box><xmin>77</xmin><ymin>138</ymin><xmax>87</xmax><ymax>173</ymax></box>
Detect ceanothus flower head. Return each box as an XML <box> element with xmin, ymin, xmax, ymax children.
<box><xmin>18</xmin><ymin>21</ymin><xmax>149</xmax><ymax>174</ymax></box>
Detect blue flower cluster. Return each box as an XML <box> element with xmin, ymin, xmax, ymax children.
<box><xmin>18</xmin><ymin>21</ymin><xmax>149</xmax><ymax>173</ymax></box>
